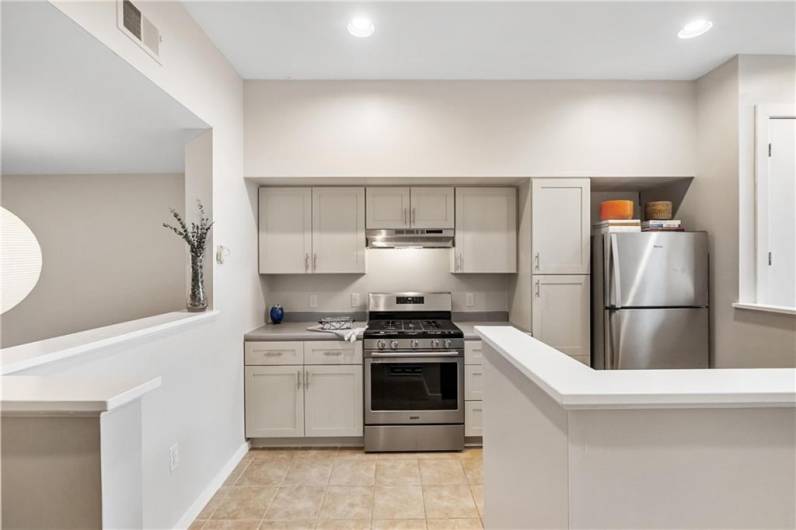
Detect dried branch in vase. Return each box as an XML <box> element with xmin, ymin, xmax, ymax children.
<box><xmin>163</xmin><ymin>200</ymin><xmax>213</xmax><ymax>312</ymax></box>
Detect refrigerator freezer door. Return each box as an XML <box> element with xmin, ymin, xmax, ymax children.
<box><xmin>604</xmin><ymin>308</ymin><xmax>709</xmax><ymax>369</ymax></box>
<box><xmin>606</xmin><ymin>232</ymin><xmax>709</xmax><ymax>308</ymax></box>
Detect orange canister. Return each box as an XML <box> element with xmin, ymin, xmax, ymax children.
<box><xmin>600</xmin><ymin>200</ymin><xmax>634</xmax><ymax>220</ymax></box>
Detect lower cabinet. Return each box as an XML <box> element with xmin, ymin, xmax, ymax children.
<box><xmin>304</xmin><ymin>365</ymin><xmax>363</xmax><ymax>437</ymax></box>
<box><xmin>464</xmin><ymin>340</ymin><xmax>484</xmax><ymax>440</ymax></box>
<box><xmin>245</xmin><ymin>365</ymin><xmax>304</xmax><ymax>438</ymax></box>
<box><xmin>245</xmin><ymin>340</ymin><xmax>363</xmax><ymax>439</ymax></box>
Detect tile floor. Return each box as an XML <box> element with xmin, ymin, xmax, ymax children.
<box><xmin>191</xmin><ymin>447</ymin><xmax>484</xmax><ymax>530</ymax></box>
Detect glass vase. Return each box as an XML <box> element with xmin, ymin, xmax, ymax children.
<box><xmin>187</xmin><ymin>252</ymin><xmax>208</xmax><ymax>312</ymax></box>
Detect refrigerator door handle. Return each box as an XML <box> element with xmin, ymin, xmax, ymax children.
<box><xmin>609</xmin><ymin>235</ymin><xmax>622</xmax><ymax>307</ymax></box>
<box><xmin>607</xmin><ymin>311</ymin><xmax>621</xmax><ymax>369</ymax></box>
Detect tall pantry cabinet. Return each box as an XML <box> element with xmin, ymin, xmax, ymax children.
<box><xmin>514</xmin><ymin>178</ymin><xmax>591</xmax><ymax>365</ymax></box>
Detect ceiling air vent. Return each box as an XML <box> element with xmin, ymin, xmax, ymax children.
<box><xmin>117</xmin><ymin>0</ymin><xmax>161</xmax><ymax>63</ymax></box>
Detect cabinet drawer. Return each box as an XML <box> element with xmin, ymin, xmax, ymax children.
<box><xmin>304</xmin><ymin>341</ymin><xmax>363</xmax><ymax>365</ymax></box>
<box><xmin>465</xmin><ymin>365</ymin><xmax>484</xmax><ymax>401</ymax></box>
<box><xmin>465</xmin><ymin>401</ymin><xmax>483</xmax><ymax>437</ymax></box>
<box><xmin>245</xmin><ymin>341</ymin><xmax>304</xmax><ymax>365</ymax></box>
<box><xmin>464</xmin><ymin>340</ymin><xmax>483</xmax><ymax>365</ymax></box>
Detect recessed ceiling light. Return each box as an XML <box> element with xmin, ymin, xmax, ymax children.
<box><xmin>347</xmin><ymin>16</ymin><xmax>375</xmax><ymax>38</ymax></box>
<box><xmin>678</xmin><ymin>19</ymin><xmax>713</xmax><ymax>39</ymax></box>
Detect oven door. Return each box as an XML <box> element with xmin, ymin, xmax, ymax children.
<box><xmin>365</xmin><ymin>353</ymin><xmax>464</xmax><ymax>425</ymax></box>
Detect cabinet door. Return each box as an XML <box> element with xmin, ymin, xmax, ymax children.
<box><xmin>410</xmin><ymin>187</ymin><xmax>455</xmax><ymax>228</ymax></box>
<box><xmin>259</xmin><ymin>188</ymin><xmax>312</xmax><ymax>274</ymax></box>
<box><xmin>304</xmin><ymin>365</ymin><xmax>363</xmax><ymax>437</ymax></box>
<box><xmin>312</xmin><ymin>187</ymin><xmax>366</xmax><ymax>273</ymax></box>
<box><xmin>454</xmin><ymin>187</ymin><xmax>517</xmax><ymax>273</ymax></box>
<box><xmin>245</xmin><ymin>366</ymin><xmax>304</xmax><ymax>438</ymax></box>
<box><xmin>366</xmin><ymin>187</ymin><xmax>410</xmax><ymax>228</ymax></box>
<box><xmin>531</xmin><ymin>275</ymin><xmax>590</xmax><ymax>357</ymax></box>
<box><xmin>531</xmin><ymin>178</ymin><xmax>590</xmax><ymax>274</ymax></box>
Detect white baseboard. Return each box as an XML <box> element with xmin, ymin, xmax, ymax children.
<box><xmin>173</xmin><ymin>440</ymin><xmax>249</xmax><ymax>529</ymax></box>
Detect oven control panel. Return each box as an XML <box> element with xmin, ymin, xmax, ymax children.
<box><xmin>365</xmin><ymin>337</ymin><xmax>464</xmax><ymax>351</ymax></box>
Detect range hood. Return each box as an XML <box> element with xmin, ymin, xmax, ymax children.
<box><xmin>366</xmin><ymin>229</ymin><xmax>454</xmax><ymax>249</ymax></box>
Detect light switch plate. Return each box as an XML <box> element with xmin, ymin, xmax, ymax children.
<box><xmin>351</xmin><ymin>292</ymin><xmax>360</xmax><ymax>307</ymax></box>
<box><xmin>466</xmin><ymin>292</ymin><xmax>475</xmax><ymax>307</ymax></box>
<box><xmin>309</xmin><ymin>294</ymin><xmax>318</xmax><ymax>308</ymax></box>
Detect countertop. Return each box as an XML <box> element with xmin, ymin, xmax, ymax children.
<box><xmin>1</xmin><ymin>375</ymin><xmax>162</xmax><ymax>414</ymax></box>
<box><xmin>477</xmin><ymin>326</ymin><xmax>796</xmax><ymax>410</ymax></box>
<box><xmin>245</xmin><ymin>320</ymin><xmax>516</xmax><ymax>341</ymax></box>
<box><xmin>245</xmin><ymin>321</ymin><xmax>368</xmax><ymax>341</ymax></box>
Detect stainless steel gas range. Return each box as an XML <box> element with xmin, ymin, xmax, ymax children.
<box><xmin>363</xmin><ymin>292</ymin><xmax>465</xmax><ymax>452</ymax></box>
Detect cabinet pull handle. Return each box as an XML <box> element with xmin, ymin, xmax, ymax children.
<box><xmin>264</xmin><ymin>351</ymin><xmax>284</xmax><ymax>357</ymax></box>
<box><xmin>323</xmin><ymin>351</ymin><xmax>343</xmax><ymax>356</ymax></box>
<box><xmin>305</xmin><ymin>253</ymin><xmax>310</xmax><ymax>272</ymax></box>
<box><xmin>535</xmin><ymin>279</ymin><xmax>541</xmax><ymax>297</ymax></box>
<box><xmin>472</xmin><ymin>408</ymin><xmax>482</xmax><ymax>412</ymax></box>
<box><xmin>411</xmin><ymin>208</ymin><xmax>416</xmax><ymax>224</ymax></box>
<box><xmin>403</xmin><ymin>208</ymin><xmax>408</xmax><ymax>225</ymax></box>
<box><xmin>296</xmin><ymin>370</ymin><xmax>301</xmax><ymax>389</ymax></box>
<box><xmin>459</xmin><ymin>253</ymin><xmax>463</xmax><ymax>272</ymax></box>
<box><xmin>535</xmin><ymin>252</ymin><xmax>540</xmax><ymax>271</ymax></box>
<box><xmin>305</xmin><ymin>370</ymin><xmax>311</xmax><ymax>387</ymax></box>
<box><xmin>313</xmin><ymin>253</ymin><xmax>318</xmax><ymax>271</ymax></box>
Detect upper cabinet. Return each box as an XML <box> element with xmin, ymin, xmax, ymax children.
<box><xmin>366</xmin><ymin>187</ymin><xmax>411</xmax><ymax>228</ymax></box>
<box><xmin>531</xmin><ymin>178</ymin><xmax>590</xmax><ymax>274</ymax></box>
<box><xmin>410</xmin><ymin>187</ymin><xmax>455</xmax><ymax>228</ymax></box>
<box><xmin>259</xmin><ymin>187</ymin><xmax>365</xmax><ymax>274</ymax></box>
<box><xmin>259</xmin><ymin>187</ymin><xmax>312</xmax><ymax>274</ymax></box>
<box><xmin>366</xmin><ymin>187</ymin><xmax>454</xmax><ymax>229</ymax></box>
<box><xmin>453</xmin><ymin>187</ymin><xmax>517</xmax><ymax>273</ymax></box>
<box><xmin>312</xmin><ymin>187</ymin><xmax>366</xmax><ymax>274</ymax></box>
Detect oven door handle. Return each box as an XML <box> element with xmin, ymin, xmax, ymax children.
<box><xmin>368</xmin><ymin>351</ymin><xmax>462</xmax><ymax>358</ymax></box>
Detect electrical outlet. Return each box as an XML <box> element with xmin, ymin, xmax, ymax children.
<box><xmin>351</xmin><ymin>292</ymin><xmax>360</xmax><ymax>307</ymax></box>
<box><xmin>466</xmin><ymin>292</ymin><xmax>475</xmax><ymax>307</ymax></box>
<box><xmin>169</xmin><ymin>443</ymin><xmax>179</xmax><ymax>473</ymax></box>
<box><xmin>309</xmin><ymin>294</ymin><xmax>318</xmax><ymax>308</ymax></box>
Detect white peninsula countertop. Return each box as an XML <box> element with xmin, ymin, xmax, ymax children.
<box><xmin>477</xmin><ymin>326</ymin><xmax>796</xmax><ymax>409</ymax></box>
<box><xmin>476</xmin><ymin>325</ymin><xmax>796</xmax><ymax>530</ymax></box>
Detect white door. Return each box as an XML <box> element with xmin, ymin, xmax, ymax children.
<box><xmin>761</xmin><ymin>117</ymin><xmax>796</xmax><ymax>307</ymax></box>
<box><xmin>531</xmin><ymin>178</ymin><xmax>590</xmax><ymax>274</ymax></box>
<box><xmin>366</xmin><ymin>187</ymin><xmax>411</xmax><ymax>228</ymax></box>
<box><xmin>453</xmin><ymin>187</ymin><xmax>517</xmax><ymax>273</ymax></box>
<box><xmin>410</xmin><ymin>187</ymin><xmax>455</xmax><ymax>228</ymax></box>
<box><xmin>532</xmin><ymin>275</ymin><xmax>590</xmax><ymax>357</ymax></box>
<box><xmin>245</xmin><ymin>366</ymin><xmax>304</xmax><ymax>438</ymax></box>
<box><xmin>312</xmin><ymin>187</ymin><xmax>366</xmax><ymax>273</ymax></box>
<box><xmin>303</xmin><ymin>365</ymin><xmax>364</xmax><ymax>437</ymax></box>
<box><xmin>259</xmin><ymin>187</ymin><xmax>312</xmax><ymax>274</ymax></box>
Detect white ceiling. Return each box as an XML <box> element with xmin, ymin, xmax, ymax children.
<box><xmin>184</xmin><ymin>1</ymin><xmax>795</xmax><ymax>80</ymax></box>
<box><xmin>1</xmin><ymin>1</ymin><xmax>208</xmax><ymax>175</ymax></box>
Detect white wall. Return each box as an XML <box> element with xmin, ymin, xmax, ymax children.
<box><xmin>244</xmin><ymin>80</ymin><xmax>696</xmax><ymax>178</ymax></box>
<box><xmin>35</xmin><ymin>2</ymin><xmax>256</xmax><ymax>527</ymax></box>
<box><xmin>1</xmin><ymin>173</ymin><xmax>185</xmax><ymax>347</ymax></box>
<box><xmin>264</xmin><ymin>249</ymin><xmax>509</xmax><ymax>314</ymax></box>
<box><xmin>678</xmin><ymin>56</ymin><xmax>796</xmax><ymax>368</ymax></box>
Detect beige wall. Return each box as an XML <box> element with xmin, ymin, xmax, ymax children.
<box><xmin>264</xmin><ymin>248</ymin><xmax>509</xmax><ymax>314</ymax></box>
<box><xmin>1</xmin><ymin>173</ymin><xmax>185</xmax><ymax>347</ymax></box>
<box><xmin>678</xmin><ymin>56</ymin><xmax>796</xmax><ymax>368</ymax></box>
<box><xmin>245</xmin><ymin>80</ymin><xmax>696</xmax><ymax>178</ymax></box>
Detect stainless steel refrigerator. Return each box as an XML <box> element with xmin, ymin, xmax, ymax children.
<box><xmin>592</xmin><ymin>231</ymin><xmax>710</xmax><ymax>369</ymax></box>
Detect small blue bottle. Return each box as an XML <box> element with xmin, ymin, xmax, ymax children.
<box><xmin>269</xmin><ymin>305</ymin><xmax>284</xmax><ymax>324</ymax></box>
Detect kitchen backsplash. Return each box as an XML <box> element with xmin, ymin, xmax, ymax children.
<box><xmin>262</xmin><ymin>249</ymin><xmax>510</xmax><ymax>314</ymax></box>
